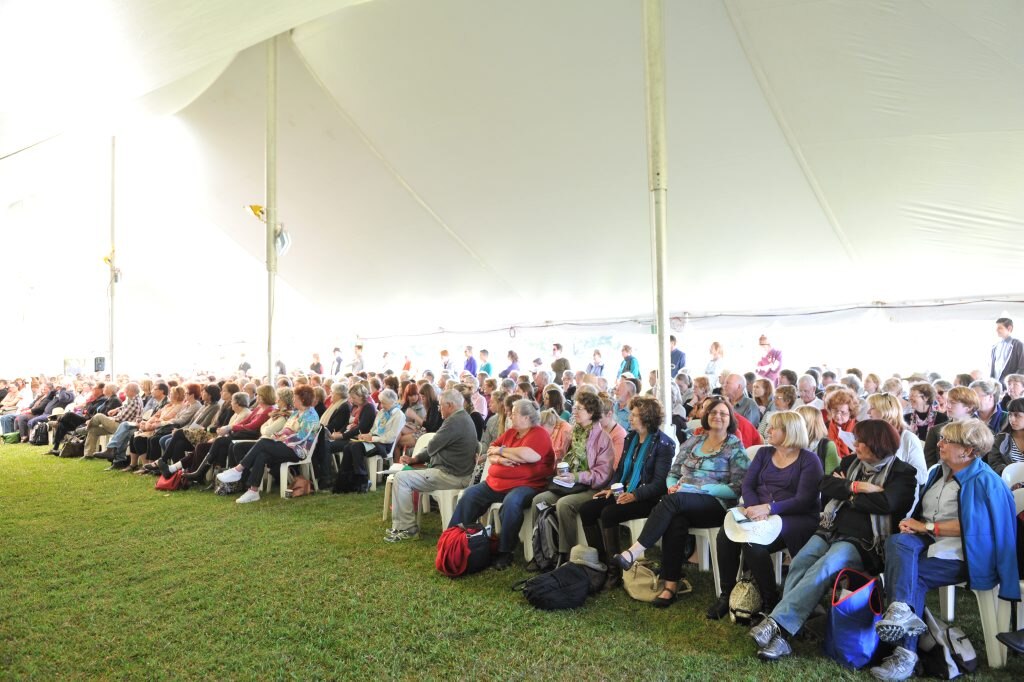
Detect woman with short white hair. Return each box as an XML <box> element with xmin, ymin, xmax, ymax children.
<box><xmin>334</xmin><ymin>388</ymin><xmax>405</xmax><ymax>493</ymax></box>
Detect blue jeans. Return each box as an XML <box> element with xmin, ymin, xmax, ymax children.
<box><xmin>107</xmin><ymin>422</ymin><xmax>138</xmax><ymax>463</ymax></box>
<box><xmin>448</xmin><ymin>481</ymin><xmax>540</xmax><ymax>554</ymax></box>
<box><xmin>770</xmin><ymin>534</ymin><xmax>864</xmax><ymax>636</ymax></box>
<box><xmin>883</xmin><ymin>533</ymin><xmax>966</xmax><ymax>650</ymax></box>
<box><xmin>0</xmin><ymin>414</ymin><xmax>18</xmax><ymax>434</ymax></box>
<box><xmin>158</xmin><ymin>433</ymin><xmax>174</xmax><ymax>457</ymax></box>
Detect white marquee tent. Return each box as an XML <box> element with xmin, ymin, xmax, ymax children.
<box><xmin>2</xmin><ymin>0</ymin><xmax>1023</xmax><ymax>377</ymax></box>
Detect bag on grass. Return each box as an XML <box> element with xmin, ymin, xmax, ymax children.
<box><xmin>30</xmin><ymin>422</ymin><xmax>49</xmax><ymax>445</ymax></box>
<box><xmin>155</xmin><ymin>469</ymin><xmax>183</xmax><ymax>491</ymax></box>
<box><xmin>729</xmin><ymin>576</ymin><xmax>763</xmax><ymax>624</ymax></box>
<box><xmin>287</xmin><ymin>476</ymin><xmax>312</xmax><ymax>498</ymax></box>
<box><xmin>918</xmin><ymin>607</ymin><xmax>977</xmax><ymax>679</ymax></box>
<box><xmin>512</xmin><ymin>562</ymin><xmax>593</xmax><ymax>610</ymax></box>
<box><xmin>823</xmin><ymin>568</ymin><xmax>883</xmax><ymax>670</ymax></box>
<box><xmin>622</xmin><ymin>560</ymin><xmax>664</xmax><ymax>603</ymax></box>
<box><xmin>214</xmin><ymin>478</ymin><xmax>243</xmax><ymax>496</ymax></box>
<box><xmin>2</xmin><ymin>432</ymin><xmax>19</xmax><ymax>444</ymax></box>
<box><xmin>436</xmin><ymin>524</ymin><xmax>494</xmax><ymax>577</ymax></box>
<box><xmin>58</xmin><ymin>436</ymin><xmax>85</xmax><ymax>458</ymax></box>
<box><xmin>531</xmin><ymin>504</ymin><xmax>560</xmax><ymax>573</ymax></box>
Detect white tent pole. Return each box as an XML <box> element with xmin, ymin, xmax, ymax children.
<box><xmin>266</xmin><ymin>36</ymin><xmax>279</xmax><ymax>381</ymax></box>
<box><xmin>642</xmin><ymin>0</ymin><xmax>672</xmax><ymax>431</ymax></box>
<box><xmin>108</xmin><ymin>136</ymin><xmax>116</xmax><ymax>378</ymax></box>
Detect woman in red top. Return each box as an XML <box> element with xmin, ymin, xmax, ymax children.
<box><xmin>447</xmin><ymin>399</ymin><xmax>554</xmax><ymax>570</ymax></box>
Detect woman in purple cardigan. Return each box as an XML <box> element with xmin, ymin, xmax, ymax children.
<box><xmin>707</xmin><ymin>410</ymin><xmax>823</xmax><ymax>619</ymax></box>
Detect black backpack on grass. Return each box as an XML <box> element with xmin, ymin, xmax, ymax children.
<box><xmin>30</xmin><ymin>423</ymin><xmax>49</xmax><ymax>445</ymax></box>
<box><xmin>512</xmin><ymin>563</ymin><xmax>594</xmax><ymax>610</ymax></box>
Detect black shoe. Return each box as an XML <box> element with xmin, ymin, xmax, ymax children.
<box><xmin>158</xmin><ymin>459</ymin><xmax>172</xmax><ymax>478</ymax></box>
<box><xmin>604</xmin><ymin>570</ymin><xmax>623</xmax><ymax>590</ymax></box>
<box><xmin>652</xmin><ymin>589</ymin><xmax>678</xmax><ymax>609</ymax></box>
<box><xmin>493</xmin><ymin>552</ymin><xmax>514</xmax><ymax>571</ymax></box>
<box><xmin>707</xmin><ymin>593</ymin><xmax>731</xmax><ymax>620</ymax></box>
<box><xmin>45</xmin><ymin>448</ymin><xmax>59</xmax><ymax>456</ymax></box>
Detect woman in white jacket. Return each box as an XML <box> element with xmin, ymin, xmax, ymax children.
<box><xmin>867</xmin><ymin>393</ymin><xmax>928</xmax><ymax>485</ymax></box>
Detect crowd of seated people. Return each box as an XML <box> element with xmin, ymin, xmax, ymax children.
<box><xmin>6</xmin><ymin>322</ymin><xmax>1024</xmax><ymax>679</ymax></box>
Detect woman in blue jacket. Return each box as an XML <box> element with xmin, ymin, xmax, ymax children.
<box><xmin>579</xmin><ymin>395</ymin><xmax>674</xmax><ymax>589</ymax></box>
<box><xmin>870</xmin><ymin>418</ymin><xmax>1020</xmax><ymax>681</ymax></box>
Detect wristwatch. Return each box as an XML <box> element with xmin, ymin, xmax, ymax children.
<box><xmin>925</xmin><ymin>521</ymin><xmax>935</xmax><ymax>533</ymax></box>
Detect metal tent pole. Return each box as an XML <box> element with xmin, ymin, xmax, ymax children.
<box><xmin>108</xmin><ymin>136</ymin><xmax>116</xmax><ymax>378</ymax></box>
<box><xmin>266</xmin><ymin>36</ymin><xmax>279</xmax><ymax>381</ymax></box>
<box><xmin>642</xmin><ymin>0</ymin><xmax>672</xmax><ymax>431</ymax></box>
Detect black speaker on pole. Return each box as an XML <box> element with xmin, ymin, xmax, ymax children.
<box><xmin>94</xmin><ymin>357</ymin><xmax>106</xmax><ymax>372</ymax></box>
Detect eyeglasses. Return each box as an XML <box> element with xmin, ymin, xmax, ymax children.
<box><xmin>938</xmin><ymin>436</ymin><xmax>964</xmax><ymax>446</ymax></box>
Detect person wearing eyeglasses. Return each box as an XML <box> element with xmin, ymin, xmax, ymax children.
<box><xmin>749</xmin><ymin>419</ymin><xmax>917</xmax><ymax>662</ymax></box>
<box><xmin>609</xmin><ymin>397</ymin><xmax>749</xmax><ymax>607</ymax></box>
<box><xmin>869</xmin><ymin>419</ymin><xmax>1018</xmax><ymax>680</ymax></box>
<box><xmin>923</xmin><ymin>386</ymin><xmax>978</xmax><ymax>468</ymax></box>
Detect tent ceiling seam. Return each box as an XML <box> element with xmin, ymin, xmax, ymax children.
<box><xmin>288</xmin><ymin>35</ymin><xmax>527</xmax><ymax>301</ymax></box>
<box><xmin>721</xmin><ymin>0</ymin><xmax>860</xmax><ymax>265</ymax></box>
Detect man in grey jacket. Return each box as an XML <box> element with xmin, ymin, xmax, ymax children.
<box><xmin>724</xmin><ymin>373</ymin><xmax>761</xmax><ymax>425</ymax></box>
<box><xmin>385</xmin><ymin>389</ymin><xmax>479</xmax><ymax>542</ymax></box>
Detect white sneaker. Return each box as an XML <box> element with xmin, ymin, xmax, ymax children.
<box><xmin>217</xmin><ymin>468</ymin><xmax>242</xmax><ymax>483</ymax></box>
<box><xmin>236</xmin><ymin>490</ymin><xmax>260</xmax><ymax>504</ymax></box>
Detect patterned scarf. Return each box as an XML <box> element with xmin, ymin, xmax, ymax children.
<box><xmin>563</xmin><ymin>424</ymin><xmax>591</xmax><ymax>473</ymax></box>
<box><xmin>907</xmin><ymin>408</ymin><xmax>937</xmax><ymax>437</ymax></box>
<box><xmin>820</xmin><ymin>455</ymin><xmax>897</xmax><ymax>553</ymax></box>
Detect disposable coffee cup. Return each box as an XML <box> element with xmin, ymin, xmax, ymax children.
<box><xmin>556</xmin><ymin>462</ymin><xmax>570</xmax><ymax>477</ymax></box>
<box><xmin>611</xmin><ymin>482</ymin><xmax>624</xmax><ymax>498</ymax></box>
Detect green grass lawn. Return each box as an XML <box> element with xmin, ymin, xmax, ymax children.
<box><xmin>1</xmin><ymin>442</ymin><xmax>1021</xmax><ymax>681</ymax></box>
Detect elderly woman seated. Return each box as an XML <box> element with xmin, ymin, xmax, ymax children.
<box><xmin>611</xmin><ymin>396</ymin><xmax>749</xmax><ymax>606</ymax></box>
<box><xmin>530</xmin><ymin>392</ymin><xmax>615</xmax><ymax>565</ymax></box>
<box><xmin>795</xmin><ymin>405</ymin><xmax>840</xmax><ymax>475</ymax></box>
<box><xmin>824</xmin><ymin>387</ymin><xmax>860</xmax><ymax>459</ymax></box>
<box><xmin>447</xmin><ymin>399</ymin><xmax>555</xmax><ymax>571</ymax></box>
<box><xmin>121</xmin><ymin>385</ymin><xmax>188</xmax><ymax>472</ymax></box>
<box><xmin>216</xmin><ymin>385</ymin><xmax>320</xmax><ymax>503</ymax></box>
<box><xmin>540</xmin><ymin>407</ymin><xmax>573</xmax><ymax>460</ymax></box>
<box><xmin>129</xmin><ymin>383</ymin><xmax>203</xmax><ymax>473</ymax></box>
<box><xmin>579</xmin><ymin>396</ymin><xmax>675</xmax><ymax>589</ymax></box>
<box><xmin>749</xmin><ymin>420</ymin><xmax>918</xmax><ymax>661</ymax></box>
<box><xmin>707</xmin><ymin>411</ymin><xmax>823</xmax><ymax>620</ymax></box>
<box><xmin>867</xmin><ymin>418</ymin><xmax>1019</xmax><ymax>680</ymax></box>
<box><xmin>334</xmin><ymin>388</ymin><xmax>404</xmax><ymax>493</ymax></box>
<box><xmin>758</xmin><ymin>385</ymin><xmax>796</xmax><ymax>440</ymax></box>
<box><xmin>904</xmin><ymin>381</ymin><xmax>947</xmax><ymax>441</ymax></box>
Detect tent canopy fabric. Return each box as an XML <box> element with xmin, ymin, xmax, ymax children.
<box><xmin>3</xmin><ymin>0</ymin><xmax>1023</xmax><ymax>368</ymax></box>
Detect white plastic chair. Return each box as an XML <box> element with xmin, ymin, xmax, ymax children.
<box><xmin>261</xmin><ymin>426</ymin><xmax>321</xmax><ymax>498</ymax></box>
<box><xmin>744</xmin><ymin>444</ymin><xmax>764</xmax><ymax>459</ymax></box>
<box><xmin>381</xmin><ymin>433</ymin><xmax>436</xmax><ymax>522</ymax></box>
<box><xmin>1001</xmin><ymin>461</ymin><xmax>1024</xmax><ymax>489</ymax></box>
<box><xmin>366</xmin><ymin>437</ymin><xmax>400</xmax><ymax>492</ymax></box>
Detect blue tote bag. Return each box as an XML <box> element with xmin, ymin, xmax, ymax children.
<box><xmin>823</xmin><ymin>568</ymin><xmax>883</xmax><ymax>669</ymax></box>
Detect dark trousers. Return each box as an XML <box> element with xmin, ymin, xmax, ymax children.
<box><xmin>239</xmin><ymin>439</ymin><xmax>300</xmax><ymax>489</ymax></box>
<box><xmin>160</xmin><ymin>429</ymin><xmax>196</xmax><ymax>465</ymax></box>
<box><xmin>716</xmin><ymin>532</ymin><xmax>787</xmax><ymax>599</ymax></box>
<box><xmin>53</xmin><ymin>412</ymin><xmax>87</xmax><ymax>446</ymax></box>
<box><xmin>334</xmin><ymin>441</ymin><xmax>387</xmax><ymax>492</ymax></box>
<box><xmin>634</xmin><ymin>492</ymin><xmax>727</xmax><ymax>583</ymax></box>
<box><xmin>206</xmin><ymin>431</ymin><xmax>260</xmax><ymax>468</ymax></box>
<box><xmin>578</xmin><ymin>495</ymin><xmax>660</xmax><ymax>558</ymax></box>
<box><xmin>130</xmin><ymin>433</ymin><xmax>152</xmax><ymax>456</ymax></box>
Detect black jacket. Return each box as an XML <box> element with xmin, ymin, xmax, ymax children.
<box><xmin>612</xmin><ymin>430</ymin><xmax>675</xmax><ymax>502</ymax></box>
<box><xmin>818</xmin><ymin>455</ymin><xmax>918</xmax><ymax>574</ymax></box>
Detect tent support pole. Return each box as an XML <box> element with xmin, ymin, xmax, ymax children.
<box><xmin>642</xmin><ymin>0</ymin><xmax>672</xmax><ymax>431</ymax></box>
<box><xmin>266</xmin><ymin>36</ymin><xmax>279</xmax><ymax>381</ymax></box>
<box><xmin>108</xmin><ymin>136</ymin><xmax>116</xmax><ymax>378</ymax></box>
